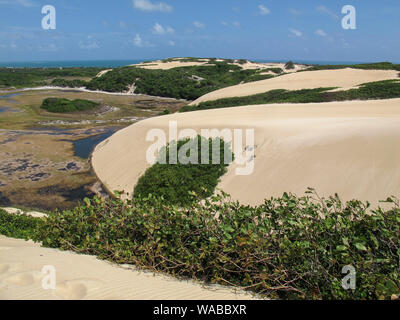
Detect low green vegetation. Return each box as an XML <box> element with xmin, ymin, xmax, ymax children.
<box><xmin>5</xmin><ymin>190</ymin><xmax>393</xmax><ymax>300</ymax></box>
<box><xmin>133</xmin><ymin>136</ymin><xmax>233</xmax><ymax>206</ymax></box>
<box><xmin>50</xmin><ymin>78</ymin><xmax>88</xmax><ymax>88</ymax></box>
<box><xmin>86</xmin><ymin>61</ymin><xmax>274</xmax><ymax>100</ymax></box>
<box><xmin>41</xmin><ymin>97</ymin><xmax>99</xmax><ymax>113</ymax></box>
<box><xmin>304</xmin><ymin>62</ymin><xmax>400</xmax><ymax>72</ymax></box>
<box><xmin>181</xmin><ymin>80</ymin><xmax>400</xmax><ymax>112</ymax></box>
<box><xmin>0</xmin><ymin>209</ymin><xmax>43</xmax><ymax>240</ymax></box>
<box><xmin>285</xmin><ymin>61</ymin><xmax>295</xmax><ymax>70</ymax></box>
<box><xmin>2</xmin><ymin>189</ymin><xmax>400</xmax><ymax>299</ymax></box>
<box><xmin>0</xmin><ymin>67</ymin><xmax>103</xmax><ymax>88</ymax></box>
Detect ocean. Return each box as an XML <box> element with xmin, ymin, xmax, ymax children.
<box><xmin>0</xmin><ymin>59</ymin><xmax>395</xmax><ymax>68</ymax></box>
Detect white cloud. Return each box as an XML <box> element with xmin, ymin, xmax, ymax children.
<box><xmin>193</xmin><ymin>21</ymin><xmax>205</xmax><ymax>29</ymax></box>
<box><xmin>79</xmin><ymin>37</ymin><xmax>99</xmax><ymax>50</ymax></box>
<box><xmin>168</xmin><ymin>40</ymin><xmax>175</xmax><ymax>46</ymax></box>
<box><xmin>0</xmin><ymin>0</ymin><xmax>37</xmax><ymax>7</ymax></box>
<box><xmin>289</xmin><ymin>28</ymin><xmax>303</xmax><ymax>37</ymax></box>
<box><xmin>315</xmin><ymin>29</ymin><xmax>327</xmax><ymax>37</ymax></box>
<box><xmin>258</xmin><ymin>4</ymin><xmax>270</xmax><ymax>15</ymax></box>
<box><xmin>134</xmin><ymin>34</ymin><xmax>143</xmax><ymax>47</ymax></box>
<box><xmin>232</xmin><ymin>21</ymin><xmax>241</xmax><ymax>27</ymax></box>
<box><xmin>133</xmin><ymin>0</ymin><xmax>172</xmax><ymax>12</ymax></box>
<box><xmin>132</xmin><ymin>33</ymin><xmax>154</xmax><ymax>47</ymax></box>
<box><xmin>152</xmin><ymin>22</ymin><xmax>174</xmax><ymax>35</ymax></box>
<box><xmin>317</xmin><ymin>5</ymin><xmax>339</xmax><ymax>19</ymax></box>
<box><xmin>119</xmin><ymin>21</ymin><xmax>127</xmax><ymax>28</ymax></box>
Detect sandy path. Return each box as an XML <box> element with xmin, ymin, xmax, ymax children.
<box><xmin>191</xmin><ymin>69</ymin><xmax>399</xmax><ymax>105</ymax></box>
<box><xmin>92</xmin><ymin>99</ymin><xmax>400</xmax><ymax>207</ymax></box>
<box><xmin>133</xmin><ymin>60</ymin><xmax>209</xmax><ymax>70</ymax></box>
<box><xmin>0</xmin><ymin>236</ymin><xmax>255</xmax><ymax>300</ymax></box>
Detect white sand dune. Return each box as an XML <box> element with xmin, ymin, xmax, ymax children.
<box><xmin>0</xmin><ymin>236</ymin><xmax>255</xmax><ymax>300</ymax></box>
<box><xmin>191</xmin><ymin>69</ymin><xmax>399</xmax><ymax>105</ymax></box>
<box><xmin>132</xmin><ymin>58</ymin><xmax>306</xmax><ymax>72</ymax></box>
<box><xmin>133</xmin><ymin>59</ymin><xmax>209</xmax><ymax>70</ymax></box>
<box><xmin>92</xmin><ymin>99</ymin><xmax>400</xmax><ymax>207</ymax></box>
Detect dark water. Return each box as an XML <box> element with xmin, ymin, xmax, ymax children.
<box><xmin>0</xmin><ymin>92</ymin><xmax>21</xmax><ymax>99</ymax></box>
<box><xmin>0</xmin><ymin>92</ymin><xmax>21</xmax><ymax>112</ymax></box>
<box><xmin>72</xmin><ymin>128</ymin><xmax>119</xmax><ymax>159</ymax></box>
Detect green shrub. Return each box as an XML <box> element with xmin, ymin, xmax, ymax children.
<box><xmin>41</xmin><ymin>97</ymin><xmax>99</xmax><ymax>113</ymax></box>
<box><xmin>0</xmin><ymin>209</ymin><xmax>43</xmax><ymax>240</ymax></box>
<box><xmin>34</xmin><ymin>190</ymin><xmax>400</xmax><ymax>300</ymax></box>
<box><xmin>285</xmin><ymin>61</ymin><xmax>295</xmax><ymax>70</ymax></box>
<box><xmin>133</xmin><ymin>136</ymin><xmax>233</xmax><ymax>206</ymax></box>
<box><xmin>51</xmin><ymin>78</ymin><xmax>88</xmax><ymax>88</ymax></box>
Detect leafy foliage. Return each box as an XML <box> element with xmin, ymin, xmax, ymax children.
<box><xmin>133</xmin><ymin>136</ymin><xmax>233</xmax><ymax>206</ymax></box>
<box><xmin>41</xmin><ymin>97</ymin><xmax>99</xmax><ymax>113</ymax></box>
<box><xmin>181</xmin><ymin>80</ymin><xmax>400</xmax><ymax>112</ymax></box>
<box><xmin>85</xmin><ymin>62</ymin><xmax>277</xmax><ymax>100</ymax></box>
<box><xmin>0</xmin><ymin>209</ymin><xmax>43</xmax><ymax>240</ymax></box>
<box><xmin>32</xmin><ymin>190</ymin><xmax>400</xmax><ymax>300</ymax></box>
<box><xmin>50</xmin><ymin>78</ymin><xmax>88</xmax><ymax>88</ymax></box>
<box><xmin>0</xmin><ymin>67</ymin><xmax>103</xmax><ymax>88</ymax></box>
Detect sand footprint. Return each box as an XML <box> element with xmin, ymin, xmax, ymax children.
<box><xmin>54</xmin><ymin>279</ymin><xmax>103</xmax><ymax>300</ymax></box>
<box><xmin>3</xmin><ymin>270</ymin><xmax>42</xmax><ymax>286</ymax></box>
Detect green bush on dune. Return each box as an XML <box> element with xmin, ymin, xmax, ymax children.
<box><xmin>40</xmin><ymin>97</ymin><xmax>99</xmax><ymax>113</ymax></box>
<box><xmin>0</xmin><ymin>209</ymin><xmax>43</xmax><ymax>240</ymax></box>
<box><xmin>133</xmin><ymin>136</ymin><xmax>233</xmax><ymax>206</ymax></box>
<box><xmin>25</xmin><ymin>190</ymin><xmax>400</xmax><ymax>300</ymax></box>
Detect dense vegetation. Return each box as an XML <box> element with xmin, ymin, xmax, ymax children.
<box><xmin>303</xmin><ymin>62</ymin><xmax>400</xmax><ymax>72</ymax></box>
<box><xmin>0</xmin><ymin>209</ymin><xmax>42</xmax><ymax>240</ymax></box>
<box><xmin>181</xmin><ymin>80</ymin><xmax>400</xmax><ymax>112</ymax></box>
<box><xmin>1</xmin><ymin>190</ymin><xmax>394</xmax><ymax>300</ymax></box>
<box><xmin>2</xmin><ymin>189</ymin><xmax>400</xmax><ymax>299</ymax></box>
<box><xmin>0</xmin><ymin>67</ymin><xmax>103</xmax><ymax>88</ymax></box>
<box><xmin>86</xmin><ymin>61</ymin><xmax>275</xmax><ymax>100</ymax></box>
<box><xmin>50</xmin><ymin>78</ymin><xmax>88</xmax><ymax>88</ymax></box>
<box><xmin>133</xmin><ymin>136</ymin><xmax>233</xmax><ymax>206</ymax></box>
<box><xmin>41</xmin><ymin>97</ymin><xmax>99</xmax><ymax>113</ymax></box>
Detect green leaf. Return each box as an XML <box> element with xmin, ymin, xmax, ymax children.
<box><xmin>355</xmin><ymin>243</ymin><xmax>367</xmax><ymax>251</ymax></box>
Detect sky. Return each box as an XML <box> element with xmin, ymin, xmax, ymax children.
<box><xmin>0</xmin><ymin>0</ymin><xmax>399</xmax><ymax>62</ymax></box>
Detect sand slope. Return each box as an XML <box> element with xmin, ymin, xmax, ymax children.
<box><xmin>191</xmin><ymin>69</ymin><xmax>399</xmax><ymax>105</ymax></box>
<box><xmin>92</xmin><ymin>99</ymin><xmax>400</xmax><ymax>207</ymax></box>
<box><xmin>0</xmin><ymin>236</ymin><xmax>255</xmax><ymax>300</ymax></box>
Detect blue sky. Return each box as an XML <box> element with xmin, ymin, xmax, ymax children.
<box><xmin>0</xmin><ymin>0</ymin><xmax>399</xmax><ymax>62</ymax></box>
